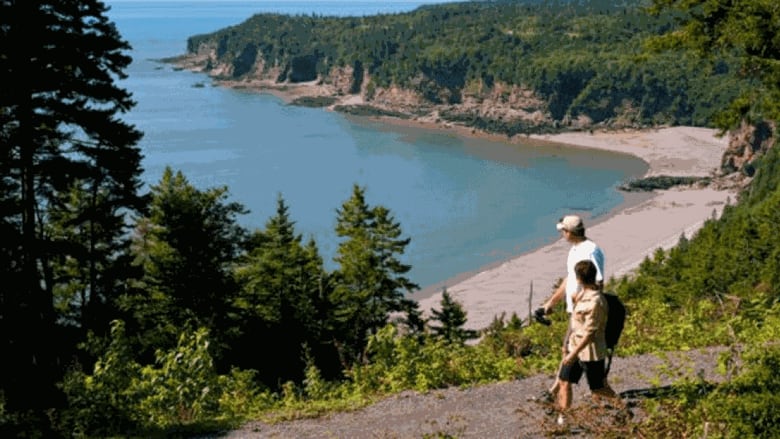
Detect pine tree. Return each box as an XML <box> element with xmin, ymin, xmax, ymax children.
<box><xmin>231</xmin><ymin>194</ymin><xmax>329</xmax><ymax>385</ymax></box>
<box><xmin>0</xmin><ymin>0</ymin><xmax>144</xmax><ymax>413</ymax></box>
<box><xmin>430</xmin><ymin>288</ymin><xmax>478</xmax><ymax>344</ymax></box>
<box><xmin>47</xmin><ymin>183</ymin><xmax>142</xmax><ymax>332</ymax></box>
<box><xmin>330</xmin><ymin>184</ymin><xmax>419</xmax><ymax>365</ymax></box>
<box><xmin>125</xmin><ymin>168</ymin><xmax>246</xmax><ymax>362</ymax></box>
<box><xmin>650</xmin><ymin>0</ymin><xmax>780</xmax><ymax>126</ymax></box>
<box><xmin>396</xmin><ymin>299</ymin><xmax>427</xmax><ymax>338</ymax></box>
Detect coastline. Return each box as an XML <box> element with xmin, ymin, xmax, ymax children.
<box><xmin>412</xmin><ymin>127</ymin><xmax>737</xmax><ymax>331</ymax></box>
<box><xmin>203</xmin><ymin>77</ymin><xmax>739</xmax><ymax>331</ymax></box>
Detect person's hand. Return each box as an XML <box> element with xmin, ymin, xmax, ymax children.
<box><xmin>533</xmin><ymin>307</ymin><xmax>551</xmax><ymax>325</ymax></box>
<box><xmin>562</xmin><ymin>353</ymin><xmax>577</xmax><ymax>365</ymax></box>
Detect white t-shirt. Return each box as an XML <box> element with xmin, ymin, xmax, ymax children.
<box><xmin>565</xmin><ymin>239</ymin><xmax>605</xmax><ymax>313</ymax></box>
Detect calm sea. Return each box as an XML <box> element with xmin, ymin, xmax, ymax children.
<box><xmin>104</xmin><ymin>0</ymin><xmax>648</xmax><ymax>291</ymax></box>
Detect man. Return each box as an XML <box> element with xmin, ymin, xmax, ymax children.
<box><xmin>535</xmin><ymin>215</ymin><xmax>605</xmax><ymax>402</ymax></box>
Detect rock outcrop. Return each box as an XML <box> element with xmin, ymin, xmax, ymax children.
<box><xmin>722</xmin><ymin>121</ymin><xmax>775</xmax><ymax>175</ymax></box>
<box><xmin>171</xmin><ymin>45</ymin><xmax>555</xmax><ymax>135</ymax></box>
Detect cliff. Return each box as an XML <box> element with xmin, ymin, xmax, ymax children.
<box><xmin>171</xmin><ymin>40</ymin><xmax>558</xmax><ymax>136</ymax></box>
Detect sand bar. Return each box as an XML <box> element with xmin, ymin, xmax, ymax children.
<box><xmin>412</xmin><ymin>127</ymin><xmax>738</xmax><ymax>331</ymax></box>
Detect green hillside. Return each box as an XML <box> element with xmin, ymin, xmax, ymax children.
<box><xmin>183</xmin><ymin>0</ymin><xmax>754</xmax><ymax>133</ymax></box>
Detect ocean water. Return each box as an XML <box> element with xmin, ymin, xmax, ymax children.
<box><xmin>104</xmin><ymin>0</ymin><xmax>648</xmax><ymax>291</ymax></box>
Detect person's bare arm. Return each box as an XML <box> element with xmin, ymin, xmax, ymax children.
<box><xmin>563</xmin><ymin>331</ymin><xmax>593</xmax><ymax>365</ymax></box>
<box><xmin>542</xmin><ymin>279</ymin><xmax>566</xmax><ymax>314</ymax></box>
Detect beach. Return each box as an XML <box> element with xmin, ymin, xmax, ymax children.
<box><xmin>412</xmin><ymin>127</ymin><xmax>738</xmax><ymax>331</ymax></box>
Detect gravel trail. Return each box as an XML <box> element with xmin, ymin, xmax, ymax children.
<box><xmin>208</xmin><ymin>347</ymin><xmax>732</xmax><ymax>438</ymax></box>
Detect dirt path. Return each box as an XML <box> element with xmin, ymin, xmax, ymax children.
<box><xmin>208</xmin><ymin>347</ymin><xmax>732</xmax><ymax>439</ymax></box>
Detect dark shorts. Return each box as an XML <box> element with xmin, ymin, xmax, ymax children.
<box><xmin>558</xmin><ymin>358</ymin><xmax>607</xmax><ymax>391</ymax></box>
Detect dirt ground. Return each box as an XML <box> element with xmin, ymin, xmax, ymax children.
<box><xmin>206</xmin><ymin>346</ymin><xmax>733</xmax><ymax>439</ymax></box>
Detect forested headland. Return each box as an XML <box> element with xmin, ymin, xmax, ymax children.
<box><xmin>2</xmin><ymin>0</ymin><xmax>780</xmax><ymax>437</ymax></box>
<box><xmin>176</xmin><ymin>0</ymin><xmax>755</xmax><ymax>136</ymax></box>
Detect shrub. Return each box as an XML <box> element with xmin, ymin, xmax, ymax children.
<box><xmin>59</xmin><ymin>321</ymin><xmax>260</xmax><ymax>436</ymax></box>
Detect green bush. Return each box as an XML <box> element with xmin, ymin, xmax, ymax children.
<box><xmin>351</xmin><ymin>325</ymin><xmax>520</xmax><ymax>394</ymax></box>
<box><xmin>133</xmin><ymin>327</ymin><xmax>223</xmax><ymax>428</ymax></box>
<box><xmin>638</xmin><ymin>344</ymin><xmax>780</xmax><ymax>438</ymax></box>
<box><xmin>59</xmin><ymin>321</ymin><xmax>141</xmax><ymax>437</ymax></box>
<box><xmin>59</xmin><ymin>321</ymin><xmax>260</xmax><ymax>436</ymax></box>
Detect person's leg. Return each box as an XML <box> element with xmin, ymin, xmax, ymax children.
<box><xmin>583</xmin><ymin>360</ymin><xmax>621</xmax><ymax>405</ymax></box>
<box><xmin>557</xmin><ymin>361</ymin><xmax>582</xmax><ymax>411</ymax></box>
<box><xmin>550</xmin><ymin>323</ymin><xmax>572</xmax><ymax>396</ymax></box>
<box><xmin>592</xmin><ymin>378</ymin><xmax>619</xmax><ymax>404</ymax></box>
<box><xmin>558</xmin><ymin>380</ymin><xmax>572</xmax><ymax>410</ymax></box>
<box><xmin>548</xmin><ymin>361</ymin><xmax>562</xmax><ymax>396</ymax></box>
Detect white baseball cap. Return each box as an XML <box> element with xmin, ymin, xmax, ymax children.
<box><xmin>556</xmin><ymin>215</ymin><xmax>584</xmax><ymax>232</ymax></box>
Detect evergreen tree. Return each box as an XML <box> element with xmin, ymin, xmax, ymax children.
<box><xmin>650</xmin><ymin>0</ymin><xmax>780</xmax><ymax>126</ymax></box>
<box><xmin>0</xmin><ymin>0</ymin><xmax>144</xmax><ymax>414</ymax></box>
<box><xmin>330</xmin><ymin>184</ymin><xmax>419</xmax><ymax>365</ymax></box>
<box><xmin>47</xmin><ymin>182</ymin><xmax>143</xmax><ymax>335</ymax></box>
<box><xmin>396</xmin><ymin>298</ymin><xmax>427</xmax><ymax>338</ymax></box>
<box><xmin>430</xmin><ymin>288</ymin><xmax>478</xmax><ymax>344</ymax></box>
<box><xmin>124</xmin><ymin>168</ymin><xmax>246</xmax><ymax>363</ymax></box>
<box><xmin>231</xmin><ymin>194</ymin><xmax>329</xmax><ymax>385</ymax></box>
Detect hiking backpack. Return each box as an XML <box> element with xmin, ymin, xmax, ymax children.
<box><xmin>602</xmin><ymin>291</ymin><xmax>626</xmax><ymax>376</ymax></box>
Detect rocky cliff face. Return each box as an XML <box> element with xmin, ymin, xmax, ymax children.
<box><xmin>174</xmin><ymin>46</ymin><xmax>554</xmax><ymax>132</ymax></box>
<box><xmin>721</xmin><ymin>120</ymin><xmax>776</xmax><ymax>179</ymax></box>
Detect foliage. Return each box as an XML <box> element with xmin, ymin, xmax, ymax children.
<box><xmin>59</xmin><ymin>320</ymin><xmax>260</xmax><ymax>437</ymax></box>
<box><xmin>481</xmin><ymin>310</ymin><xmax>568</xmax><ymax>375</ymax></box>
<box><xmin>134</xmin><ymin>327</ymin><xmax>223</xmax><ymax>428</ymax></box>
<box><xmin>123</xmin><ymin>167</ymin><xmax>247</xmax><ymax>362</ymax></box>
<box><xmin>330</xmin><ymin>185</ymin><xmax>419</xmax><ymax>366</ymax></box>
<box><xmin>289</xmin><ymin>96</ymin><xmax>338</xmax><ymax>107</ymax></box>
<box><xmin>648</xmin><ymin>0</ymin><xmax>780</xmax><ymax>127</ymax></box>
<box><xmin>634</xmin><ymin>344</ymin><xmax>780</xmax><ymax>438</ymax></box>
<box><xmin>618</xmin><ymin>175</ymin><xmax>710</xmax><ymax>192</ymax></box>
<box><xmin>333</xmin><ymin>104</ymin><xmax>413</xmax><ymax>119</ymax></box>
<box><xmin>0</xmin><ymin>0</ymin><xmax>146</xmax><ymax>421</ymax></box>
<box><xmin>230</xmin><ymin>324</ymin><xmax>523</xmax><ymax>425</ymax></box>
<box><xmin>428</xmin><ymin>288</ymin><xmax>478</xmax><ymax>344</ymax></box>
<box><xmin>351</xmin><ymin>325</ymin><xmax>520</xmax><ymax>394</ymax></box>
<box><xmin>186</xmin><ymin>0</ymin><xmax>755</xmax><ymax>131</ymax></box>
<box><xmin>230</xmin><ymin>194</ymin><xmax>332</xmax><ymax>386</ymax></box>
<box><xmin>58</xmin><ymin>320</ymin><xmax>141</xmax><ymax>437</ymax></box>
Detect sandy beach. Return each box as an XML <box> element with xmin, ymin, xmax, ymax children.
<box><xmin>412</xmin><ymin>127</ymin><xmax>738</xmax><ymax>331</ymax></box>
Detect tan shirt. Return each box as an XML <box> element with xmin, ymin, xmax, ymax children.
<box><xmin>567</xmin><ymin>288</ymin><xmax>608</xmax><ymax>362</ymax></box>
